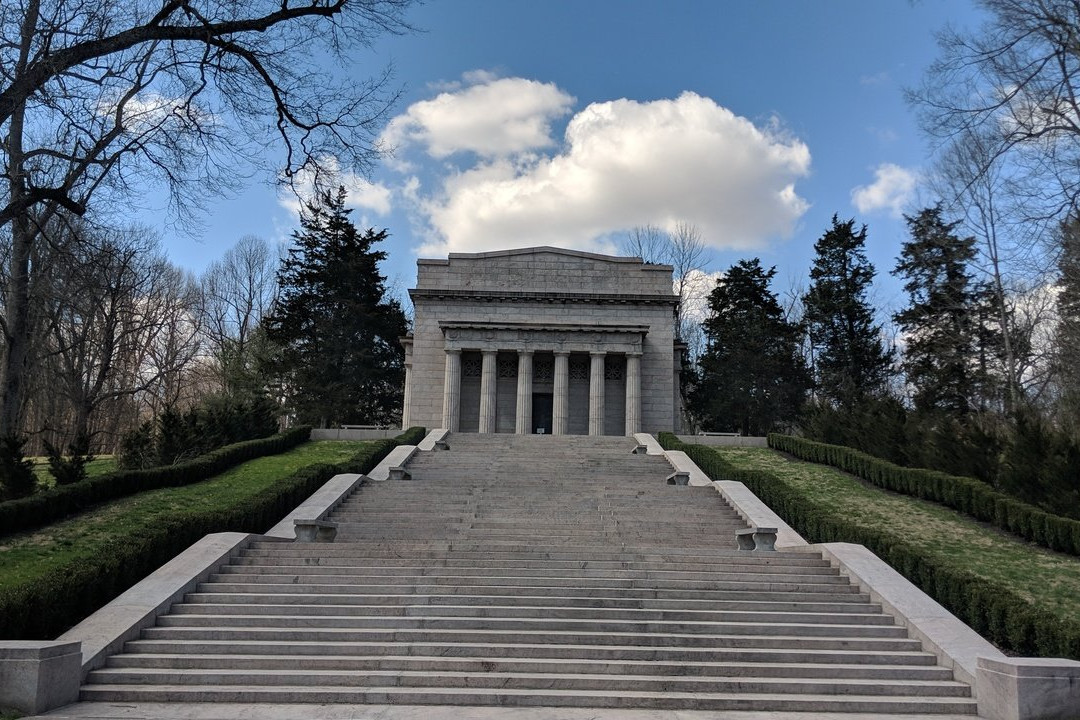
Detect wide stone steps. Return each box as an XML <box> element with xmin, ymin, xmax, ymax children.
<box><xmin>103</xmin><ymin>654</ymin><xmax>953</xmax><ymax>679</ymax></box>
<box><xmin>118</xmin><ymin>638</ymin><xmax>938</xmax><ymax>664</ymax></box>
<box><xmin>78</xmin><ymin>685</ymin><xmax>977</xmax><ymax>713</ymax></box>
<box><xmin>80</xmin><ymin>433</ymin><xmax>977</xmax><ymax>714</ymax></box>
<box><xmin>168</xmin><ymin>603</ymin><xmax>895</xmax><ymax>625</ymax></box>
<box><xmin>181</xmin><ymin>594</ymin><xmax>879</xmax><ymax>612</ymax></box>
<box><xmin>84</xmin><ymin>667</ymin><xmax>970</xmax><ymax>697</ymax></box>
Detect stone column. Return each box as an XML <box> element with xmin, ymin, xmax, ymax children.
<box><xmin>589</xmin><ymin>351</ymin><xmax>606</xmax><ymax>436</ymax></box>
<box><xmin>624</xmin><ymin>352</ymin><xmax>641</xmax><ymax>436</ymax></box>
<box><xmin>478</xmin><ymin>349</ymin><xmax>498</xmax><ymax>433</ymax></box>
<box><xmin>401</xmin><ymin>362</ymin><xmax>412</xmax><ymax>430</ymax></box>
<box><xmin>552</xmin><ymin>351</ymin><xmax>569</xmax><ymax>436</ymax></box>
<box><xmin>515</xmin><ymin>350</ymin><xmax>534</xmax><ymax>434</ymax></box>
<box><xmin>441</xmin><ymin>349</ymin><xmax>461</xmax><ymax>432</ymax></box>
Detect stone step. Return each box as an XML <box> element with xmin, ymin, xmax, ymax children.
<box><xmin>104</xmin><ymin>653</ymin><xmax>954</xmax><ymax>680</ymax></box>
<box><xmin>234</xmin><ymin>553</ymin><xmax>833</xmax><ymax>570</ymax></box>
<box><xmin>121</xmin><ymin>639</ymin><xmax>939</xmax><ymax>664</ymax></box>
<box><xmin>214</xmin><ymin>564</ymin><xmax>843</xmax><ymax>580</ymax></box>
<box><xmin>207</xmin><ymin>568</ymin><xmax>851</xmax><ymax>586</ymax></box>
<box><xmin>83</xmin><ymin>668</ymin><xmax>971</xmax><ymax>697</ymax></box>
<box><xmin>76</xmin><ymin>684</ymin><xmax>978</xmax><ymax>713</ymax></box>
<box><xmin>240</xmin><ymin>546</ymin><xmax>815</xmax><ymax>564</ymax></box>
<box><xmin>181</xmin><ymin>593</ymin><xmax>878</xmax><ymax>612</ymax></box>
<box><xmin>155</xmin><ymin>614</ymin><xmax>905</xmax><ymax>638</ymax></box>
<box><xmin>196</xmin><ymin>583</ymin><xmax>865</xmax><ymax>602</ymax></box>
<box><xmin>238</xmin><ymin>548</ymin><xmax>825</xmax><ymax>565</ymax></box>
<box><xmin>139</xmin><ymin>627</ymin><xmax>921</xmax><ymax>650</ymax></box>
<box><xmin>168</xmin><ymin>603</ymin><xmax>895</xmax><ymax>626</ymax></box>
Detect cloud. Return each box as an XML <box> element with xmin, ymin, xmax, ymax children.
<box><xmin>393</xmin><ymin>86</ymin><xmax>811</xmax><ymax>256</ymax></box>
<box><xmin>851</xmin><ymin>163</ymin><xmax>918</xmax><ymax>218</ymax></box>
<box><xmin>278</xmin><ymin>156</ymin><xmax>392</xmax><ymax>219</ymax></box>
<box><xmin>382</xmin><ymin>76</ymin><xmax>575</xmax><ymax>159</ymax></box>
<box><xmin>859</xmin><ymin>71</ymin><xmax>891</xmax><ymax>86</ymax></box>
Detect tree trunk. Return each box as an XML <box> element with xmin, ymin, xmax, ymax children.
<box><xmin>2</xmin><ymin>98</ymin><xmax>32</xmax><ymax>439</ymax></box>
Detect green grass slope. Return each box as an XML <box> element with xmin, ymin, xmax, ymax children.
<box><xmin>661</xmin><ymin>435</ymin><xmax>1080</xmax><ymax>658</ymax></box>
<box><xmin>0</xmin><ymin>438</ymin><xmax>395</xmax><ymax>639</ymax></box>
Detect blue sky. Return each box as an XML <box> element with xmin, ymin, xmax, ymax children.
<box><xmin>165</xmin><ymin>0</ymin><xmax>986</xmax><ymax>317</ymax></box>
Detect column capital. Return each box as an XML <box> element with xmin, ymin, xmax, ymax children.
<box><xmin>481</xmin><ymin>348</ymin><xmax>498</xmax><ymax>357</ymax></box>
<box><xmin>519</xmin><ymin>349</ymin><xmax>534</xmax><ymax>357</ymax></box>
<box><xmin>589</xmin><ymin>350</ymin><xmax>607</xmax><ymax>357</ymax></box>
<box><xmin>445</xmin><ymin>348</ymin><xmax>462</xmax><ymax>355</ymax></box>
<box><xmin>625</xmin><ymin>350</ymin><xmax>643</xmax><ymax>358</ymax></box>
<box><xmin>554</xmin><ymin>350</ymin><xmax>570</xmax><ymax>357</ymax></box>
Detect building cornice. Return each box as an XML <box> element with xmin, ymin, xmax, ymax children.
<box><xmin>410</xmin><ymin>288</ymin><xmax>679</xmax><ymax>306</ymax></box>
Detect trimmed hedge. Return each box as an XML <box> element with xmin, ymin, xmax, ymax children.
<box><xmin>657</xmin><ymin>432</ymin><xmax>1080</xmax><ymax>660</ymax></box>
<box><xmin>0</xmin><ymin>427</ymin><xmax>425</xmax><ymax>640</ymax></box>
<box><xmin>0</xmin><ymin>426</ymin><xmax>313</xmax><ymax>540</ymax></box>
<box><xmin>768</xmin><ymin>433</ymin><xmax>1080</xmax><ymax>557</ymax></box>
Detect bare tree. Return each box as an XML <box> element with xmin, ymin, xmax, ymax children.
<box><xmin>911</xmin><ymin>0</ymin><xmax>1080</xmax><ymax>227</ymax></box>
<box><xmin>200</xmin><ymin>234</ymin><xmax>277</xmax><ymax>394</ymax></box>
<box><xmin>0</xmin><ymin>0</ymin><xmax>414</xmax><ymax>440</ymax></box>
<box><xmin>931</xmin><ymin>131</ymin><xmax>1032</xmax><ymax>411</ymax></box>
<box><xmin>620</xmin><ymin>223</ymin><xmax>712</xmax><ymax>359</ymax></box>
<box><xmin>620</xmin><ymin>225</ymin><xmax>669</xmax><ymax>264</ymax></box>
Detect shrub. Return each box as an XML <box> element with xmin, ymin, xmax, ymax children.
<box><xmin>657</xmin><ymin>433</ymin><xmax>1080</xmax><ymax>660</ymax></box>
<box><xmin>0</xmin><ymin>434</ymin><xmax>36</xmax><ymax>500</ymax></box>
<box><xmin>767</xmin><ymin>433</ymin><xmax>1080</xmax><ymax>557</ymax></box>
<box><xmin>45</xmin><ymin>433</ymin><xmax>94</xmax><ymax>486</ymax></box>
<box><xmin>119</xmin><ymin>394</ymin><xmax>282</xmax><ymax>471</ymax></box>
<box><xmin>0</xmin><ymin>427</ymin><xmax>425</xmax><ymax>640</ymax></box>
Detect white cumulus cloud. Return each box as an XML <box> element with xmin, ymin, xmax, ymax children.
<box><xmin>278</xmin><ymin>156</ymin><xmax>393</xmax><ymax>219</ymax></box>
<box><xmin>382</xmin><ymin>76</ymin><xmax>575</xmax><ymax>159</ymax></box>
<box><xmin>392</xmin><ymin>84</ymin><xmax>811</xmax><ymax>256</ymax></box>
<box><xmin>851</xmin><ymin>163</ymin><xmax>918</xmax><ymax>218</ymax></box>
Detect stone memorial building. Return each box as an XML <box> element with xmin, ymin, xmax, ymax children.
<box><xmin>400</xmin><ymin>247</ymin><xmax>682</xmax><ymax>435</ymax></box>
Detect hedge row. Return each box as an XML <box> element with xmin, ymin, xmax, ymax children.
<box><xmin>657</xmin><ymin>432</ymin><xmax>1080</xmax><ymax>660</ymax></box>
<box><xmin>0</xmin><ymin>426</ymin><xmax>313</xmax><ymax>539</ymax></box>
<box><xmin>768</xmin><ymin>433</ymin><xmax>1080</xmax><ymax>557</ymax></box>
<box><xmin>0</xmin><ymin>427</ymin><xmax>426</xmax><ymax>640</ymax></box>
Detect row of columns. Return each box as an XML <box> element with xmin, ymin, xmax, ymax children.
<box><xmin>441</xmin><ymin>349</ymin><xmax>642</xmax><ymax>436</ymax></box>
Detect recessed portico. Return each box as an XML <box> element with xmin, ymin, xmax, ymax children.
<box><xmin>435</xmin><ymin>321</ymin><xmax>645</xmax><ymax>435</ymax></box>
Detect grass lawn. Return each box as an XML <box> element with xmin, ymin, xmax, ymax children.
<box><xmin>31</xmin><ymin>455</ymin><xmax>117</xmax><ymax>488</ymax></box>
<box><xmin>0</xmin><ymin>441</ymin><xmax>371</xmax><ymax>591</ymax></box>
<box><xmin>714</xmin><ymin>447</ymin><xmax>1080</xmax><ymax>624</ymax></box>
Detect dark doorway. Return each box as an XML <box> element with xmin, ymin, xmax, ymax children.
<box><xmin>532</xmin><ymin>393</ymin><xmax>553</xmax><ymax>434</ymax></box>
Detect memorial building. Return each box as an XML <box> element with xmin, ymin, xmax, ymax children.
<box><xmin>400</xmin><ymin>247</ymin><xmax>682</xmax><ymax>435</ymax></box>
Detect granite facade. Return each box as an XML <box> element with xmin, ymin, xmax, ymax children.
<box><xmin>403</xmin><ymin>247</ymin><xmax>681</xmax><ymax>436</ymax></box>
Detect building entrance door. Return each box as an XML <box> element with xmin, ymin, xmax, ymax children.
<box><xmin>532</xmin><ymin>393</ymin><xmax>553</xmax><ymax>434</ymax></box>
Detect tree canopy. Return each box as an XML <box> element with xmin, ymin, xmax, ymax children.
<box><xmin>802</xmin><ymin>215</ymin><xmax>893</xmax><ymax>406</ymax></box>
<box><xmin>691</xmin><ymin>258</ymin><xmax>808</xmax><ymax>435</ymax></box>
<box><xmin>263</xmin><ymin>186</ymin><xmax>407</xmax><ymax>427</ymax></box>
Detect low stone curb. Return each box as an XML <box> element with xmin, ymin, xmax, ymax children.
<box><xmin>367</xmin><ymin>445</ymin><xmax>418</xmax><ymax>481</ymax></box>
<box><xmin>265</xmin><ymin>473</ymin><xmax>364</xmax><ymax>539</ymax></box>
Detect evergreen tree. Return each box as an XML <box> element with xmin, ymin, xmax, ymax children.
<box><xmin>802</xmin><ymin>215</ymin><xmax>893</xmax><ymax>406</ymax></box>
<box><xmin>892</xmin><ymin>206</ymin><xmax>988</xmax><ymax>416</ymax></box>
<box><xmin>263</xmin><ymin>187</ymin><xmax>408</xmax><ymax>427</ymax></box>
<box><xmin>691</xmin><ymin>259</ymin><xmax>809</xmax><ymax>435</ymax></box>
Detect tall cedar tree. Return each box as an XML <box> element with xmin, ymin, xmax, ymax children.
<box><xmin>802</xmin><ymin>216</ymin><xmax>893</xmax><ymax>406</ymax></box>
<box><xmin>692</xmin><ymin>259</ymin><xmax>809</xmax><ymax>435</ymax></box>
<box><xmin>264</xmin><ymin>188</ymin><xmax>407</xmax><ymax>427</ymax></box>
<box><xmin>893</xmin><ymin>206</ymin><xmax>987</xmax><ymax>416</ymax></box>
<box><xmin>1058</xmin><ymin>217</ymin><xmax>1080</xmax><ymax>423</ymax></box>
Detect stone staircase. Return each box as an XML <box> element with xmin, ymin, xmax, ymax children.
<box><xmin>78</xmin><ymin>433</ymin><xmax>977</xmax><ymax>714</ymax></box>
